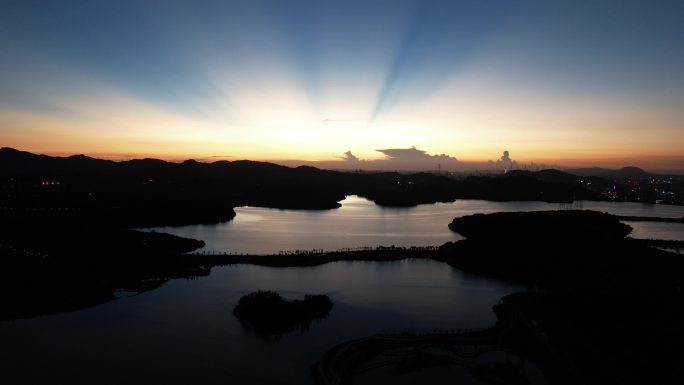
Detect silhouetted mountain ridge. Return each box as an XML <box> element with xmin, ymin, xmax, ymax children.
<box><xmin>0</xmin><ymin>148</ymin><xmax>599</xmax><ymax>227</ymax></box>
<box><xmin>564</xmin><ymin>166</ymin><xmax>653</xmax><ymax>179</ymax></box>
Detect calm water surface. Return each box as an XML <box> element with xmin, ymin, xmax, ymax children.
<box><xmin>151</xmin><ymin>196</ymin><xmax>684</xmax><ymax>253</ymax></box>
<box><xmin>0</xmin><ymin>259</ymin><xmax>523</xmax><ymax>385</ymax></box>
<box><xmin>3</xmin><ymin>197</ymin><xmax>682</xmax><ymax>384</ymax></box>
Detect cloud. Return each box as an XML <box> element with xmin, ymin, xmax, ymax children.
<box><xmin>276</xmin><ymin>147</ymin><xmax>526</xmax><ymax>173</ymax></box>
<box><xmin>368</xmin><ymin>146</ymin><xmax>457</xmax><ymax>171</ymax></box>
<box><xmin>341</xmin><ymin>150</ymin><xmax>359</xmax><ymax>162</ymax></box>
<box><xmin>376</xmin><ymin>146</ymin><xmax>457</xmax><ymax>162</ymax></box>
<box><xmin>489</xmin><ymin>150</ymin><xmax>517</xmax><ymax>172</ymax></box>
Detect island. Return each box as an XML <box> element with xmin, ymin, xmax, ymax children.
<box><xmin>312</xmin><ymin>211</ymin><xmax>684</xmax><ymax>385</ymax></box>
<box><xmin>233</xmin><ymin>290</ymin><xmax>333</xmax><ymax>339</ymax></box>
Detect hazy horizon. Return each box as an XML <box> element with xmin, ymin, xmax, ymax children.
<box><xmin>6</xmin><ymin>145</ymin><xmax>683</xmax><ymax>175</ymax></box>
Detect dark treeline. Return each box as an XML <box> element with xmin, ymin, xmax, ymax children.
<box><xmin>436</xmin><ymin>210</ymin><xmax>684</xmax><ymax>385</ymax></box>
<box><xmin>193</xmin><ymin>246</ymin><xmax>437</xmax><ymax>268</ymax></box>
<box><xmin>233</xmin><ymin>290</ymin><xmax>333</xmax><ymax>339</ymax></box>
<box><xmin>0</xmin><ymin>229</ymin><xmax>210</xmax><ymax>320</ymax></box>
<box><xmin>0</xmin><ymin>147</ymin><xmax>598</xmax><ymax>228</ymax></box>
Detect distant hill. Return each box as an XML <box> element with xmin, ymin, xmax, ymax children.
<box><xmin>563</xmin><ymin>166</ymin><xmax>654</xmax><ymax>179</ymax></box>
<box><xmin>0</xmin><ymin>147</ymin><xmax>115</xmax><ymax>177</ymax></box>
<box><xmin>0</xmin><ymin>148</ymin><xmax>600</xmax><ymax>228</ymax></box>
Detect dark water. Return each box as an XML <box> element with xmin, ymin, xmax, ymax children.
<box><xmin>151</xmin><ymin>196</ymin><xmax>684</xmax><ymax>253</ymax></box>
<box><xmin>3</xmin><ymin>197</ymin><xmax>682</xmax><ymax>384</ymax></box>
<box><xmin>0</xmin><ymin>259</ymin><xmax>524</xmax><ymax>384</ymax></box>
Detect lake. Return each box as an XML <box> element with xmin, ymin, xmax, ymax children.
<box><xmin>150</xmin><ymin>196</ymin><xmax>684</xmax><ymax>254</ymax></box>
<box><xmin>2</xmin><ymin>197</ymin><xmax>682</xmax><ymax>384</ymax></box>
<box><xmin>0</xmin><ymin>259</ymin><xmax>524</xmax><ymax>385</ymax></box>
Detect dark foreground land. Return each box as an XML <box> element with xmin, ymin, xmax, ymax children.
<box><xmin>318</xmin><ymin>211</ymin><xmax>684</xmax><ymax>385</ymax></box>
<box><xmin>2</xmin><ymin>208</ymin><xmax>684</xmax><ymax>384</ymax></box>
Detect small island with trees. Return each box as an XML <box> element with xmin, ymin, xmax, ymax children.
<box><xmin>233</xmin><ymin>290</ymin><xmax>333</xmax><ymax>339</ymax></box>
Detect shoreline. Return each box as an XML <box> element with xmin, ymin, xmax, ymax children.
<box><xmin>181</xmin><ymin>246</ymin><xmax>441</xmax><ymax>268</ymax></box>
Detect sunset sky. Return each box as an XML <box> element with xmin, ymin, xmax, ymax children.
<box><xmin>1</xmin><ymin>0</ymin><xmax>683</xmax><ymax>172</ymax></box>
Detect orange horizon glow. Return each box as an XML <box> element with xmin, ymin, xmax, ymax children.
<box><xmin>2</xmin><ymin>81</ymin><xmax>682</xmax><ymax>173</ymax></box>
<box><xmin>5</xmin><ymin>143</ymin><xmax>683</xmax><ymax>174</ymax></box>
